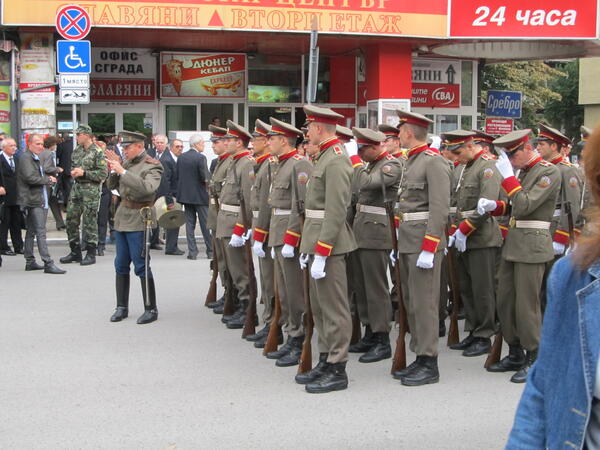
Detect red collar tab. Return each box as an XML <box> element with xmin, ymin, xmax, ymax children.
<box><xmin>550</xmin><ymin>155</ymin><xmax>563</xmax><ymax>165</ymax></box>
<box><xmin>319</xmin><ymin>137</ymin><xmax>341</xmax><ymax>152</ymax></box>
<box><xmin>278</xmin><ymin>150</ymin><xmax>298</xmax><ymax>162</ymax></box>
<box><xmin>233</xmin><ymin>151</ymin><xmax>250</xmax><ymax>160</ymax></box>
<box><xmin>255</xmin><ymin>153</ymin><xmax>271</xmax><ymax>164</ymax></box>
<box><xmin>374</xmin><ymin>151</ymin><xmax>390</xmax><ymax>162</ymax></box>
<box><xmin>453</xmin><ymin>160</ymin><xmax>460</xmax><ymax>167</ymax></box>
<box><xmin>408</xmin><ymin>144</ymin><xmax>430</xmax><ymax>158</ymax></box>
<box><xmin>525</xmin><ymin>155</ymin><xmax>542</xmax><ymax>170</ymax></box>
<box><xmin>472</xmin><ymin>150</ymin><xmax>484</xmax><ymax>161</ymax></box>
<box><xmin>219</xmin><ymin>153</ymin><xmax>230</xmax><ymax>161</ymax></box>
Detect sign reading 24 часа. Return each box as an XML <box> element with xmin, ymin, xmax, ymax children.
<box><xmin>486</xmin><ymin>90</ymin><xmax>522</xmax><ymax>118</ymax></box>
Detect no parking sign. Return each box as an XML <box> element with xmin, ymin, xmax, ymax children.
<box><xmin>55</xmin><ymin>5</ymin><xmax>91</xmax><ymax>40</ymax></box>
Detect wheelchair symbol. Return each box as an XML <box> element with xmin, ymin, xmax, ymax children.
<box><xmin>64</xmin><ymin>46</ymin><xmax>86</xmax><ymax>70</ymax></box>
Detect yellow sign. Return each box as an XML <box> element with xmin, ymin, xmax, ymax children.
<box><xmin>2</xmin><ymin>0</ymin><xmax>447</xmax><ymax>38</ymax></box>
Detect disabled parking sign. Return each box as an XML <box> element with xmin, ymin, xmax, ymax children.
<box><xmin>57</xmin><ymin>40</ymin><xmax>91</xmax><ymax>74</ymax></box>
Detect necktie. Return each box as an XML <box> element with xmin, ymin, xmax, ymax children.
<box><xmin>9</xmin><ymin>156</ymin><xmax>14</xmax><ymax>171</ymax></box>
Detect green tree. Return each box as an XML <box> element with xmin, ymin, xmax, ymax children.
<box><xmin>543</xmin><ymin>60</ymin><xmax>583</xmax><ymax>140</ymax></box>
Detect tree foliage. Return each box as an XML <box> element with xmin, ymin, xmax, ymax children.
<box><xmin>544</xmin><ymin>60</ymin><xmax>584</xmax><ymax>140</ymax></box>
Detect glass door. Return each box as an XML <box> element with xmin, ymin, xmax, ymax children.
<box><xmin>123</xmin><ymin>112</ymin><xmax>153</xmax><ymax>140</ymax></box>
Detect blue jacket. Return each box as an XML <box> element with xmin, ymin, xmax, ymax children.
<box><xmin>507</xmin><ymin>255</ymin><xmax>600</xmax><ymax>449</ymax></box>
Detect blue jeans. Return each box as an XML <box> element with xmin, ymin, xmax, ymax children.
<box><xmin>114</xmin><ymin>230</ymin><xmax>153</xmax><ymax>278</ymax></box>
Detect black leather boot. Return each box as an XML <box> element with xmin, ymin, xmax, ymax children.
<box><xmin>110</xmin><ymin>274</ymin><xmax>130</xmax><ymax>322</ymax></box>
<box><xmin>254</xmin><ymin>326</ymin><xmax>283</xmax><ymax>348</ymax></box>
<box><xmin>510</xmin><ymin>349</ymin><xmax>537</xmax><ymax>383</ymax></box>
<box><xmin>80</xmin><ymin>245</ymin><xmax>97</xmax><ymax>266</ymax></box>
<box><xmin>439</xmin><ymin>319</ymin><xmax>446</xmax><ymax>338</ymax></box>
<box><xmin>137</xmin><ymin>278</ymin><xmax>158</xmax><ymax>324</ymax></box>
<box><xmin>392</xmin><ymin>358</ymin><xmax>420</xmax><ymax>380</ymax></box>
<box><xmin>295</xmin><ymin>353</ymin><xmax>328</xmax><ymax>385</ymax></box>
<box><xmin>449</xmin><ymin>333</ymin><xmax>475</xmax><ymax>350</ymax></box>
<box><xmin>463</xmin><ymin>337</ymin><xmax>491</xmax><ymax>357</ymax></box>
<box><xmin>359</xmin><ymin>332</ymin><xmax>392</xmax><ymax>363</ymax></box>
<box><xmin>305</xmin><ymin>361</ymin><xmax>349</xmax><ymax>393</ymax></box>
<box><xmin>400</xmin><ymin>355</ymin><xmax>439</xmax><ymax>386</ymax></box>
<box><xmin>213</xmin><ymin>302</ymin><xmax>225</xmax><ymax>314</ymax></box>
<box><xmin>60</xmin><ymin>242</ymin><xmax>82</xmax><ymax>264</ymax></box>
<box><xmin>487</xmin><ymin>344</ymin><xmax>525</xmax><ymax>372</ymax></box>
<box><xmin>266</xmin><ymin>335</ymin><xmax>293</xmax><ymax>359</ymax></box>
<box><xmin>206</xmin><ymin>296</ymin><xmax>224</xmax><ymax>309</ymax></box>
<box><xmin>349</xmin><ymin>324</ymin><xmax>375</xmax><ymax>353</ymax></box>
<box><xmin>226</xmin><ymin>301</ymin><xmax>248</xmax><ymax>329</ymax></box>
<box><xmin>97</xmin><ymin>244</ymin><xmax>105</xmax><ymax>256</ymax></box>
<box><xmin>246</xmin><ymin>324</ymin><xmax>270</xmax><ymax>342</ymax></box>
<box><xmin>275</xmin><ymin>335</ymin><xmax>304</xmax><ymax>367</ymax></box>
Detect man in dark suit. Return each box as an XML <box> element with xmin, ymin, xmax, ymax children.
<box><xmin>0</xmin><ymin>137</ymin><xmax>24</xmax><ymax>256</ymax></box>
<box><xmin>40</xmin><ymin>135</ymin><xmax>66</xmax><ymax>231</ymax></box>
<box><xmin>177</xmin><ymin>134</ymin><xmax>211</xmax><ymax>259</ymax></box>
<box><xmin>56</xmin><ymin>136</ymin><xmax>74</xmax><ymax>208</ymax></box>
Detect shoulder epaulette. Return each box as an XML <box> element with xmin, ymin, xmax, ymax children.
<box><xmin>333</xmin><ymin>147</ymin><xmax>343</xmax><ymax>155</ymax></box>
<box><xmin>293</xmin><ymin>154</ymin><xmax>303</xmax><ymax>160</ymax></box>
<box><xmin>145</xmin><ymin>156</ymin><xmax>160</xmax><ymax>165</ymax></box>
<box><xmin>246</xmin><ymin>155</ymin><xmax>256</xmax><ymax>161</ymax></box>
<box><xmin>560</xmin><ymin>160</ymin><xmax>573</xmax><ymax>166</ymax></box>
<box><xmin>385</xmin><ymin>154</ymin><xmax>395</xmax><ymax>161</ymax></box>
<box><xmin>481</xmin><ymin>153</ymin><xmax>493</xmax><ymax>160</ymax></box>
<box><xmin>269</xmin><ymin>156</ymin><xmax>277</xmax><ymax>163</ymax></box>
<box><xmin>424</xmin><ymin>149</ymin><xmax>439</xmax><ymax>157</ymax></box>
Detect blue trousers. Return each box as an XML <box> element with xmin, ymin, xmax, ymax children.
<box><xmin>114</xmin><ymin>230</ymin><xmax>153</xmax><ymax>278</ymax></box>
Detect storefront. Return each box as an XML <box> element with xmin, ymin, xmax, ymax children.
<box><xmin>2</xmin><ymin>0</ymin><xmax>599</xmax><ymax>141</ymax></box>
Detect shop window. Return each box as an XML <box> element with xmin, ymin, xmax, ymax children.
<box><xmin>303</xmin><ymin>55</ymin><xmax>331</xmax><ymax>103</ymax></box>
<box><xmin>56</xmin><ymin>109</ymin><xmax>80</xmax><ymax>133</ymax></box>
<box><xmin>248</xmin><ymin>54</ymin><xmax>302</xmax><ymax>103</ymax></box>
<box><xmin>88</xmin><ymin>113</ymin><xmax>115</xmax><ymax>135</ymax></box>
<box><xmin>436</xmin><ymin>115</ymin><xmax>458</xmax><ymax>134</ymax></box>
<box><xmin>461</xmin><ymin>115</ymin><xmax>473</xmax><ymax>130</ymax></box>
<box><xmin>295</xmin><ymin>107</ymin><xmax>306</xmax><ymax>128</ymax></box>
<box><xmin>249</xmin><ymin>106</ymin><xmax>291</xmax><ymax>128</ymax></box>
<box><xmin>201</xmin><ymin>104</ymin><xmax>233</xmax><ymax>130</ymax></box>
<box><xmin>238</xmin><ymin>104</ymin><xmax>245</xmax><ymax>127</ymax></box>
<box><xmin>124</xmin><ymin>113</ymin><xmax>152</xmax><ymax>138</ymax></box>
<box><xmin>461</xmin><ymin>61</ymin><xmax>473</xmax><ymax>107</ymax></box>
<box><xmin>166</xmin><ymin>105</ymin><xmax>196</xmax><ymax>134</ymax></box>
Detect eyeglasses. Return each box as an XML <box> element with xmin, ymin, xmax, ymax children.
<box><xmin>174</xmin><ymin>145</ymin><xmax>183</xmax><ymax>148</ymax></box>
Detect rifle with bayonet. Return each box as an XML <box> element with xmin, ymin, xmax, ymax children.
<box><xmin>382</xmin><ymin>170</ymin><xmax>408</xmax><ymax>374</ymax></box>
<box><xmin>446</xmin><ymin>224</ymin><xmax>461</xmax><ymax>347</ymax></box>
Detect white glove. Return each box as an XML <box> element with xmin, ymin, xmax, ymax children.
<box><xmin>310</xmin><ymin>255</ymin><xmax>327</xmax><ymax>279</ymax></box>
<box><xmin>252</xmin><ymin>240</ymin><xmax>265</xmax><ymax>258</ymax></box>
<box><xmin>553</xmin><ymin>241</ymin><xmax>566</xmax><ymax>256</ymax></box>
<box><xmin>430</xmin><ymin>135</ymin><xmax>442</xmax><ymax>150</ymax></box>
<box><xmin>281</xmin><ymin>243</ymin><xmax>295</xmax><ymax>258</ymax></box>
<box><xmin>299</xmin><ymin>253</ymin><xmax>309</xmax><ymax>270</ymax></box>
<box><xmin>448</xmin><ymin>234</ymin><xmax>456</xmax><ymax>248</ymax></box>
<box><xmin>477</xmin><ymin>198</ymin><xmax>497</xmax><ymax>215</ymax></box>
<box><xmin>416</xmin><ymin>250</ymin><xmax>434</xmax><ymax>269</ymax></box>
<box><xmin>242</xmin><ymin>229</ymin><xmax>252</xmax><ymax>242</ymax></box>
<box><xmin>495</xmin><ymin>151</ymin><xmax>515</xmax><ymax>179</ymax></box>
<box><xmin>229</xmin><ymin>234</ymin><xmax>245</xmax><ymax>247</ymax></box>
<box><xmin>271</xmin><ymin>247</ymin><xmax>276</xmax><ymax>259</ymax></box>
<box><xmin>454</xmin><ymin>229</ymin><xmax>468</xmax><ymax>253</ymax></box>
<box><xmin>389</xmin><ymin>250</ymin><xmax>397</xmax><ymax>267</ymax></box>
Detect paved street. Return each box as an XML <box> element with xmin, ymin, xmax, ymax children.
<box><xmin>1</xmin><ymin>240</ymin><xmax>523</xmax><ymax>449</ymax></box>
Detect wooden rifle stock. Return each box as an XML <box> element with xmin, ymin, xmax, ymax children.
<box><xmin>263</xmin><ymin>271</ymin><xmax>282</xmax><ymax>355</ymax></box>
<box><xmin>446</xmin><ymin>245</ymin><xmax>461</xmax><ymax>347</ymax></box>
<box><xmin>484</xmin><ymin>332</ymin><xmax>503</xmax><ymax>369</ymax></box>
<box><xmin>205</xmin><ymin>235</ymin><xmax>218</xmax><ymax>306</ymax></box>
<box><xmin>565</xmin><ymin>200</ymin><xmax>576</xmax><ymax>248</ymax></box>
<box><xmin>350</xmin><ymin>308</ymin><xmax>361</xmax><ymax>345</ymax></box>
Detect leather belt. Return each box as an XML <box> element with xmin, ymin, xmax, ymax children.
<box><xmin>220</xmin><ymin>203</ymin><xmax>240</xmax><ymax>213</ymax></box>
<box><xmin>458</xmin><ymin>209</ymin><xmax>477</xmax><ymax>219</ymax></box>
<box><xmin>252</xmin><ymin>210</ymin><xmax>259</xmax><ymax>219</ymax></box>
<box><xmin>122</xmin><ymin>199</ymin><xmax>153</xmax><ymax>210</ymax></box>
<box><xmin>398</xmin><ymin>211</ymin><xmax>429</xmax><ymax>222</ymax></box>
<box><xmin>273</xmin><ymin>208</ymin><xmax>292</xmax><ymax>216</ymax></box>
<box><xmin>510</xmin><ymin>219</ymin><xmax>551</xmax><ymax>229</ymax></box>
<box><xmin>306</xmin><ymin>209</ymin><xmax>325</xmax><ymax>219</ymax></box>
<box><xmin>356</xmin><ymin>204</ymin><xmax>387</xmax><ymax>216</ymax></box>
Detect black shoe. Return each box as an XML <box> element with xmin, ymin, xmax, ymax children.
<box><xmin>80</xmin><ymin>245</ymin><xmax>96</xmax><ymax>266</ymax></box>
<box><xmin>97</xmin><ymin>245</ymin><xmax>105</xmax><ymax>256</ymax></box>
<box><xmin>359</xmin><ymin>333</ymin><xmax>391</xmax><ymax>363</ymax></box>
<box><xmin>449</xmin><ymin>333</ymin><xmax>475</xmax><ymax>350</ymax></box>
<box><xmin>110</xmin><ymin>307</ymin><xmax>128</xmax><ymax>322</ymax></box>
<box><xmin>15</xmin><ymin>248</ymin><xmax>24</xmax><ymax>255</ymax></box>
<box><xmin>254</xmin><ymin>334</ymin><xmax>268</xmax><ymax>349</ymax></box>
<box><xmin>213</xmin><ymin>303</ymin><xmax>225</xmax><ymax>314</ymax></box>
<box><xmin>149</xmin><ymin>244</ymin><xmax>163</xmax><ymax>250</ymax></box>
<box><xmin>56</xmin><ymin>224</ymin><xmax>66</xmax><ymax>231</ymax></box>
<box><xmin>510</xmin><ymin>349</ymin><xmax>537</xmax><ymax>383</ymax></box>
<box><xmin>348</xmin><ymin>325</ymin><xmax>375</xmax><ymax>353</ymax></box>
<box><xmin>44</xmin><ymin>262</ymin><xmax>66</xmax><ymax>274</ymax></box>
<box><xmin>305</xmin><ymin>362</ymin><xmax>348</xmax><ymax>393</ymax></box>
<box><xmin>110</xmin><ymin>274</ymin><xmax>130</xmax><ymax>322</ymax></box>
<box><xmin>295</xmin><ymin>353</ymin><xmax>328</xmax><ymax>384</ymax></box>
<box><xmin>187</xmin><ymin>254</ymin><xmax>197</xmax><ymax>260</ymax></box>
<box><xmin>392</xmin><ymin>358</ymin><xmax>420</xmax><ymax>380</ymax></box>
<box><xmin>138</xmin><ymin>278</ymin><xmax>158</xmax><ymax>324</ymax></box>
<box><xmin>462</xmin><ymin>337</ymin><xmax>491</xmax><ymax>357</ymax></box>
<box><xmin>1</xmin><ymin>249</ymin><xmax>15</xmax><ymax>256</ymax></box>
<box><xmin>246</xmin><ymin>324</ymin><xmax>270</xmax><ymax>342</ymax></box>
<box><xmin>487</xmin><ymin>345</ymin><xmax>525</xmax><ymax>372</ymax></box>
<box><xmin>275</xmin><ymin>336</ymin><xmax>304</xmax><ymax>367</ymax></box>
<box><xmin>266</xmin><ymin>336</ymin><xmax>293</xmax><ymax>360</ymax></box>
<box><xmin>25</xmin><ymin>261</ymin><xmax>44</xmax><ymax>271</ymax></box>
<box><xmin>206</xmin><ymin>296</ymin><xmax>224</xmax><ymax>309</ymax></box>
<box><xmin>226</xmin><ymin>303</ymin><xmax>248</xmax><ymax>329</ymax></box>
<box><xmin>439</xmin><ymin>319</ymin><xmax>446</xmax><ymax>338</ymax></box>
<box><xmin>137</xmin><ymin>309</ymin><xmax>158</xmax><ymax>324</ymax></box>
<box><xmin>165</xmin><ymin>249</ymin><xmax>184</xmax><ymax>256</ymax></box>
<box><xmin>400</xmin><ymin>356</ymin><xmax>439</xmax><ymax>386</ymax></box>
<box><xmin>60</xmin><ymin>243</ymin><xmax>82</xmax><ymax>264</ymax></box>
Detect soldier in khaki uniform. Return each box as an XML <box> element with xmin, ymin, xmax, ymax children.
<box><xmin>392</xmin><ymin>110</ymin><xmax>450</xmax><ymax>387</ymax></box>
<box><xmin>576</xmin><ymin>126</ymin><xmax>593</xmax><ymax>233</ymax></box>
<box><xmin>379</xmin><ymin>124</ymin><xmax>405</xmax><ymax>161</ymax></box>
<box><xmin>479</xmin><ymin>129</ymin><xmax>561</xmax><ymax>383</ymax></box>
<box><xmin>443</xmin><ymin>130</ymin><xmax>502</xmax><ymax>357</ymax></box>
<box><xmin>297</xmin><ymin>105</ymin><xmax>357</xmax><ymax>393</ymax></box>
<box><xmin>205</xmin><ymin>125</ymin><xmax>233</xmax><ymax>313</ymax></box>
<box><xmin>215</xmin><ymin>121</ymin><xmax>256</xmax><ymax>330</ymax></box>
<box><xmin>246</xmin><ymin>120</ymin><xmax>277</xmax><ymax>348</ymax></box>
<box><xmin>105</xmin><ymin>131</ymin><xmax>163</xmax><ymax>324</ymax></box>
<box><xmin>264</xmin><ymin>118</ymin><xmax>312</xmax><ymax>367</ymax></box>
<box><xmin>347</xmin><ymin>128</ymin><xmax>401</xmax><ymax>364</ymax></box>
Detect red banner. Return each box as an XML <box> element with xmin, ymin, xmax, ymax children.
<box><xmin>450</xmin><ymin>0</ymin><xmax>598</xmax><ymax>38</ymax></box>
<box><xmin>411</xmin><ymin>83</ymin><xmax>460</xmax><ymax>108</ymax></box>
<box><xmin>485</xmin><ymin>117</ymin><xmax>513</xmax><ymax>135</ymax></box>
<box><xmin>91</xmin><ymin>79</ymin><xmax>155</xmax><ymax>101</ymax></box>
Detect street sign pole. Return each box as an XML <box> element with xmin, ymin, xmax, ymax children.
<box><xmin>72</xmin><ymin>104</ymin><xmax>77</xmax><ymax>150</ymax></box>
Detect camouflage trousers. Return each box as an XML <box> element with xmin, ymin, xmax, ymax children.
<box><xmin>66</xmin><ymin>182</ymin><xmax>101</xmax><ymax>248</ymax></box>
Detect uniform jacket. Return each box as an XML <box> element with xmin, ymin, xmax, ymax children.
<box><xmin>0</xmin><ymin>153</ymin><xmax>19</xmax><ymax>206</ymax></box>
<box><xmin>156</xmin><ymin>150</ymin><xmax>177</xmax><ymax>204</ymax></box>
<box><xmin>71</xmin><ymin>142</ymin><xmax>108</xmax><ymax>186</ymax></box>
<box><xmin>299</xmin><ymin>137</ymin><xmax>357</xmax><ymax>256</ymax></box>
<box><xmin>207</xmin><ymin>154</ymin><xmax>231</xmax><ymax>231</ymax></box>
<box><xmin>548</xmin><ymin>156</ymin><xmax>582</xmax><ymax>245</ymax></box>
<box><xmin>176</xmin><ymin>150</ymin><xmax>209</xmax><ymax>205</ymax></box>
<box><xmin>577</xmin><ymin>166</ymin><xmax>593</xmax><ymax>231</ymax></box>
<box><xmin>216</xmin><ymin>151</ymin><xmax>255</xmax><ymax>239</ymax></box>
<box><xmin>396</xmin><ymin>144</ymin><xmax>451</xmax><ymax>254</ymax></box>
<box><xmin>352</xmin><ymin>152</ymin><xmax>401</xmax><ymax>250</ymax></box>
<box><xmin>250</xmin><ymin>153</ymin><xmax>276</xmax><ymax>244</ymax></box>
<box><xmin>507</xmin><ymin>256</ymin><xmax>600</xmax><ymax>450</ymax></box>
<box><xmin>267</xmin><ymin>150</ymin><xmax>312</xmax><ymax>248</ymax></box>
<box><xmin>107</xmin><ymin>151</ymin><xmax>163</xmax><ymax>232</ymax></box>
<box><xmin>452</xmin><ymin>151</ymin><xmax>503</xmax><ymax>249</ymax></box>
<box><xmin>16</xmin><ymin>150</ymin><xmax>54</xmax><ymax>208</ymax></box>
<box><xmin>495</xmin><ymin>156</ymin><xmax>561</xmax><ymax>263</ymax></box>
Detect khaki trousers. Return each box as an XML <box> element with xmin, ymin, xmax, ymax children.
<box><xmin>398</xmin><ymin>251</ymin><xmax>443</xmax><ymax>357</ymax></box>
<box><xmin>258</xmin><ymin>244</ymin><xmax>275</xmax><ymax>325</ymax></box>
<box><xmin>223</xmin><ymin>238</ymin><xmax>250</xmax><ymax>303</ymax></box>
<box><xmin>274</xmin><ymin>246</ymin><xmax>305</xmax><ymax>338</ymax></box>
<box><xmin>347</xmin><ymin>250</ymin><xmax>368</xmax><ymax>325</ymax></box>
<box><xmin>309</xmin><ymin>254</ymin><xmax>352</xmax><ymax>364</ymax></box>
<box><xmin>496</xmin><ymin>259</ymin><xmax>545</xmax><ymax>351</ymax></box>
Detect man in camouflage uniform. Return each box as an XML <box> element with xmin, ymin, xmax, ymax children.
<box><xmin>479</xmin><ymin>129</ymin><xmax>561</xmax><ymax>383</ymax></box>
<box><xmin>60</xmin><ymin>124</ymin><xmax>108</xmax><ymax>266</ymax></box>
<box><xmin>106</xmin><ymin>131</ymin><xmax>163</xmax><ymax>324</ymax></box>
<box><xmin>392</xmin><ymin>111</ymin><xmax>450</xmax><ymax>387</ymax></box>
